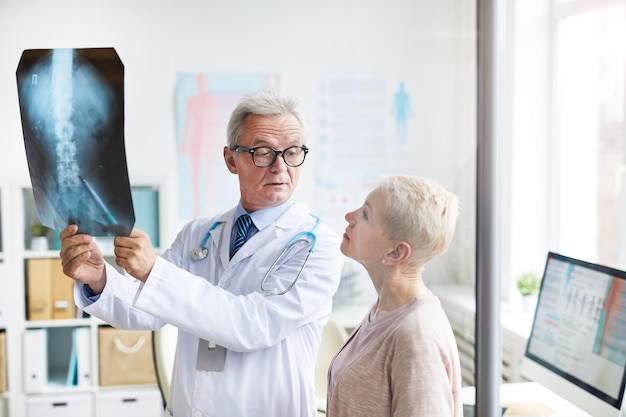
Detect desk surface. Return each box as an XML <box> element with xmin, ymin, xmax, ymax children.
<box><xmin>461</xmin><ymin>382</ymin><xmax>591</xmax><ymax>417</ymax></box>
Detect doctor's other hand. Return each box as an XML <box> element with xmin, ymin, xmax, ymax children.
<box><xmin>113</xmin><ymin>228</ymin><xmax>156</xmax><ymax>282</ymax></box>
<box><xmin>59</xmin><ymin>224</ymin><xmax>107</xmax><ymax>294</ymax></box>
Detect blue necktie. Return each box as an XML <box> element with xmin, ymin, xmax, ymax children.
<box><xmin>230</xmin><ymin>214</ymin><xmax>252</xmax><ymax>259</ymax></box>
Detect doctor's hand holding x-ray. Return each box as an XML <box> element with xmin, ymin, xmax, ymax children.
<box><xmin>60</xmin><ymin>226</ymin><xmax>156</xmax><ymax>290</ymax></box>
<box><xmin>59</xmin><ymin>90</ymin><xmax>345</xmax><ymax>417</ymax></box>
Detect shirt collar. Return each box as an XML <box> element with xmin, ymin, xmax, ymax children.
<box><xmin>234</xmin><ymin>199</ymin><xmax>294</xmax><ymax>231</ymax></box>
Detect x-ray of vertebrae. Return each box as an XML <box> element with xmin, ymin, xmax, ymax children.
<box><xmin>16</xmin><ymin>48</ymin><xmax>134</xmax><ymax>236</ymax></box>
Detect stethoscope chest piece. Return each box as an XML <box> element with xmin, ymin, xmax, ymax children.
<box><xmin>190</xmin><ymin>245</ymin><xmax>209</xmax><ymax>260</ymax></box>
<box><xmin>190</xmin><ymin>221</ymin><xmax>224</xmax><ymax>261</ymax></box>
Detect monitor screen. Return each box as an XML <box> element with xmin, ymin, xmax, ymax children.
<box><xmin>522</xmin><ymin>252</ymin><xmax>626</xmax><ymax>416</ymax></box>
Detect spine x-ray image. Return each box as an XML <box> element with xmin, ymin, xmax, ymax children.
<box><xmin>16</xmin><ymin>47</ymin><xmax>134</xmax><ymax>237</ymax></box>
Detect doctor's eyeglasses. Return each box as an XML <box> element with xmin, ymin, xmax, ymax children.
<box><xmin>235</xmin><ymin>145</ymin><xmax>309</xmax><ymax>168</ymax></box>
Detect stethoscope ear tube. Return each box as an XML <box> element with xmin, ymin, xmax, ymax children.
<box><xmin>286</xmin><ymin>231</ymin><xmax>317</xmax><ymax>252</ymax></box>
<box><xmin>261</xmin><ymin>236</ymin><xmax>315</xmax><ymax>295</ymax></box>
<box><xmin>189</xmin><ymin>214</ymin><xmax>320</xmax><ymax>295</ymax></box>
<box><xmin>266</xmin><ymin>251</ymin><xmax>313</xmax><ymax>295</ymax></box>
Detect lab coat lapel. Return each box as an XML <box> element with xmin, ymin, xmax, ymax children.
<box><xmin>209</xmin><ymin>208</ymin><xmax>236</xmax><ymax>270</ymax></box>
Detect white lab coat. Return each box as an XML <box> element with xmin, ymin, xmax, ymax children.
<box><xmin>75</xmin><ymin>202</ymin><xmax>344</xmax><ymax>417</ymax></box>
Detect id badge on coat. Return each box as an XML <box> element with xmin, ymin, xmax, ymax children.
<box><xmin>196</xmin><ymin>339</ymin><xmax>226</xmax><ymax>371</ymax></box>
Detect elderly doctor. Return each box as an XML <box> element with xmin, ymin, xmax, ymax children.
<box><xmin>59</xmin><ymin>90</ymin><xmax>344</xmax><ymax>417</ymax></box>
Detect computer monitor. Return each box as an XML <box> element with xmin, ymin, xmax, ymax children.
<box><xmin>521</xmin><ymin>252</ymin><xmax>626</xmax><ymax>417</ymax></box>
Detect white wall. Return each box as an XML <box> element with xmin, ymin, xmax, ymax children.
<box><xmin>0</xmin><ymin>0</ymin><xmax>476</xmax><ymax>284</ymax></box>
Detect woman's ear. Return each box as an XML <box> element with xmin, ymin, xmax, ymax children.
<box><xmin>224</xmin><ymin>147</ymin><xmax>238</xmax><ymax>174</ymax></box>
<box><xmin>384</xmin><ymin>241</ymin><xmax>411</xmax><ymax>265</ymax></box>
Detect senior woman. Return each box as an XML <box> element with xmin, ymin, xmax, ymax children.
<box><xmin>327</xmin><ymin>174</ymin><xmax>462</xmax><ymax>417</ymax></box>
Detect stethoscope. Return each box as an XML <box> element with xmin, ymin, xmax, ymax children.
<box><xmin>189</xmin><ymin>213</ymin><xmax>320</xmax><ymax>295</ymax></box>
<box><xmin>190</xmin><ymin>221</ymin><xmax>222</xmax><ymax>260</ymax></box>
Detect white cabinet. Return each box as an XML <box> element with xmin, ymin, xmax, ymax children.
<box><xmin>97</xmin><ymin>388</ymin><xmax>163</xmax><ymax>417</ymax></box>
<box><xmin>26</xmin><ymin>392</ymin><xmax>92</xmax><ymax>417</ymax></box>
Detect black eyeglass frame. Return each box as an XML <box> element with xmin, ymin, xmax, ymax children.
<box><xmin>234</xmin><ymin>145</ymin><xmax>309</xmax><ymax>168</ymax></box>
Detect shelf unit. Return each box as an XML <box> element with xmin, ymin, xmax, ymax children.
<box><xmin>0</xmin><ymin>184</ymin><xmax>164</xmax><ymax>417</ymax></box>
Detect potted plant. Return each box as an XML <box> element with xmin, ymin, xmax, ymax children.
<box><xmin>30</xmin><ymin>222</ymin><xmax>50</xmax><ymax>251</ymax></box>
<box><xmin>516</xmin><ymin>271</ymin><xmax>541</xmax><ymax>311</ymax></box>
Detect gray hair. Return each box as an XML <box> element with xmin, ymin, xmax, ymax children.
<box><xmin>226</xmin><ymin>90</ymin><xmax>307</xmax><ymax>149</ymax></box>
<box><xmin>379</xmin><ymin>174</ymin><xmax>459</xmax><ymax>267</ymax></box>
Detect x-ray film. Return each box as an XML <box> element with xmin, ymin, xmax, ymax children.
<box><xmin>16</xmin><ymin>48</ymin><xmax>134</xmax><ymax>236</ymax></box>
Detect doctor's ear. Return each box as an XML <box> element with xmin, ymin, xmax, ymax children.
<box><xmin>224</xmin><ymin>147</ymin><xmax>238</xmax><ymax>174</ymax></box>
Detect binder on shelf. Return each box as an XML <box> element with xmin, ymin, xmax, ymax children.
<box><xmin>65</xmin><ymin>327</ymin><xmax>92</xmax><ymax>388</ymax></box>
<box><xmin>0</xmin><ymin>331</ymin><xmax>6</xmax><ymax>393</ymax></box>
<box><xmin>23</xmin><ymin>328</ymin><xmax>47</xmax><ymax>393</ymax></box>
<box><xmin>66</xmin><ymin>333</ymin><xmax>77</xmax><ymax>386</ymax></box>
<box><xmin>26</xmin><ymin>258</ymin><xmax>75</xmax><ymax>320</ymax></box>
<box><xmin>51</xmin><ymin>259</ymin><xmax>74</xmax><ymax>320</ymax></box>
<box><xmin>26</xmin><ymin>259</ymin><xmax>53</xmax><ymax>320</ymax></box>
<box><xmin>75</xmin><ymin>327</ymin><xmax>92</xmax><ymax>387</ymax></box>
<box><xmin>47</xmin><ymin>327</ymin><xmax>76</xmax><ymax>387</ymax></box>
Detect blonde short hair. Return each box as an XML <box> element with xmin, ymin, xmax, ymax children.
<box><xmin>378</xmin><ymin>174</ymin><xmax>459</xmax><ymax>267</ymax></box>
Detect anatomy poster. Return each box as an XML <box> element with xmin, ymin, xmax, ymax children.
<box><xmin>314</xmin><ymin>73</ymin><xmax>415</xmax><ymax>215</ymax></box>
<box><xmin>175</xmin><ymin>72</ymin><xmax>280</xmax><ymax>221</ymax></box>
<box><xmin>16</xmin><ymin>48</ymin><xmax>134</xmax><ymax>236</ymax></box>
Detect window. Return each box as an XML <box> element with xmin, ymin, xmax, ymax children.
<box><xmin>508</xmin><ymin>0</ymin><xmax>626</xmax><ymax>298</ymax></box>
<box><xmin>555</xmin><ymin>0</ymin><xmax>626</xmax><ymax>267</ymax></box>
